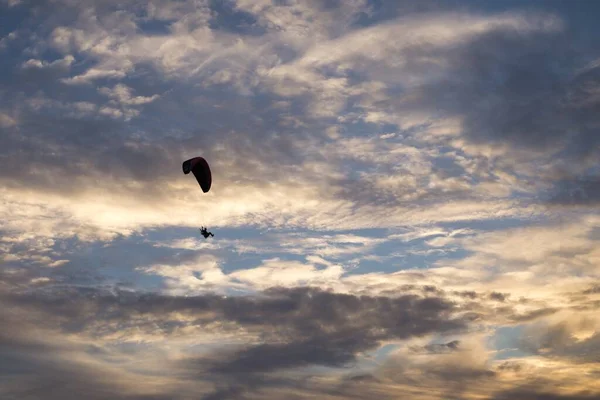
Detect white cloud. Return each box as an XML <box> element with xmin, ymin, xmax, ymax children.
<box><xmin>256</xmin><ymin>10</ymin><xmax>564</xmax><ymax>120</ymax></box>
<box><xmin>299</xmin><ymin>12</ymin><xmax>562</xmax><ymax>68</ymax></box>
<box><xmin>276</xmin><ymin>233</ymin><xmax>387</xmax><ymax>259</ymax></box>
<box><xmin>389</xmin><ymin>229</ymin><xmax>445</xmax><ymax>242</ymax></box>
<box><xmin>47</xmin><ymin>5</ymin><xmax>219</xmax><ymax>83</ymax></box>
<box><xmin>21</xmin><ymin>55</ymin><xmax>75</xmax><ymax>70</ymax></box>
<box><xmin>460</xmin><ymin>219</ymin><xmax>598</xmax><ymax>267</ymax></box>
<box><xmin>3</xmin><ymin>0</ymin><xmax>22</xmax><ymax>7</ymax></box>
<box><xmin>98</xmin><ymin>84</ymin><xmax>160</xmax><ymax>105</ymax></box>
<box><xmin>138</xmin><ymin>254</ymin><xmax>345</xmax><ymax>294</ymax></box>
<box><xmin>0</xmin><ymin>178</ymin><xmax>320</xmax><ymax>242</ymax></box>
<box><xmin>0</xmin><ymin>231</ymin><xmax>69</xmax><ymax>268</ymax></box>
<box><xmin>30</xmin><ymin>277</ymin><xmax>52</xmax><ymax>284</ymax></box>
<box><xmin>153</xmin><ymin>237</ymin><xmax>219</xmax><ymax>251</ymax></box>
<box><xmin>229</xmin><ymin>257</ymin><xmax>344</xmax><ymax>290</ymax></box>
<box><xmin>138</xmin><ymin>254</ymin><xmax>232</xmax><ymax>294</ymax></box>
<box><xmin>135</xmin><ymin>214</ymin><xmax>600</xmax><ymax>305</ymax></box>
<box><xmin>0</xmin><ymin>111</ymin><xmax>16</xmax><ymax>127</ymax></box>
<box><xmin>234</xmin><ymin>0</ymin><xmax>368</xmax><ymax>45</ymax></box>
<box><xmin>62</xmin><ymin>68</ymin><xmax>127</xmax><ymax>84</ymax></box>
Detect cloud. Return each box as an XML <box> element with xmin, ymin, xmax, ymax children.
<box><xmin>0</xmin><ymin>112</ymin><xmax>16</xmax><ymax>127</ymax></box>
<box><xmin>21</xmin><ymin>55</ymin><xmax>75</xmax><ymax>70</ymax></box>
<box><xmin>547</xmin><ymin>176</ymin><xmax>600</xmax><ymax>206</ymax></box>
<box><xmin>138</xmin><ymin>253</ymin><xmax>345</xmax><ymax>294</ymax></box>
<box><xmin>2</xmin><ymin>259</ymin><xmax>600</xmax><ymax>399</ymax></box>
<box><xmin>0</xmin><ymin>231</ymin><xmax>68</xmax><ymax>268</ymax></box>
<box><xmin>492</xmin><ymin>386</ymin><xmax>600</xmax><ymax>400</ymax></box>
<box><xmin>433</xmin><ymin>216</ymin><xmax>600</xmax><ymax>297</ymax></box>
<box><xmin>0</xmin><ymin>301</ymin><xmax>183</xmax><ymax>400</ymax></box>
<box><xmin>409</xmin><ymin>339</ymin><xmax>461</xmax><ymax>354</ymax></box>
<box><xmin>99</xmin><ymin>84</ymin><xmax>160</xmax><ymax>105</ymax></box>
<box><xmin>62</xmin><ymin>68</ymin><xmax>127</xmax><ymax>84</ymax></box>
<box><xmin>2</xmin><ymin>2</ymin><xmax>572</xmax><ymax>244</ymax></box>
<box><xmin>2</xmin><ymin>2</ymin><xmax>600</xmax><ymax>398</ymax></box>
<box><xmin>0</xmin><ymin>284</ymin><xmax>472</xmax><ymax>398</ymax></box>
<box><xmin>345</xmin><ymin>10</ymin><xmax>600</xmax><ymax>205</ymax></box>
<box><xmin>5</xmin><ymin>0</ymin><xmax>22</xmax><ymax>6</ymax></box>
<box><xmin>516</xmin><ymin>311</ymin><xmax>600</xmax><ymax>364</ymax></box>
<box><xmin>229</xmin><ymin>258</ymin><xmax>345</xmax><ymax>290</ymax></box>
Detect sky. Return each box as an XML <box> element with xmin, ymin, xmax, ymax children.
<box><xmin>1</xmin><ymin>0</ymin><xmax>600</xmax><ymax>399</ymax></box>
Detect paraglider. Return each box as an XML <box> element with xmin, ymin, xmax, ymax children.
<box><xmin>182</xmin><ymin>157</ymin><xmax>212</xmax><ymax>192</ymax></box>
<box><xmin>182</xmin><ymin>157</ymin><xmax>214</xmax><ymax>238</ymax></box>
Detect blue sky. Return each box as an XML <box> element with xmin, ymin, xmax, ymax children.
<box><xmin>1</xmin><ymin>0</ymin><xmax>600</xmax><ymax>399</ymax></box>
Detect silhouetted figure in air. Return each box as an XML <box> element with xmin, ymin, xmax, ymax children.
<box><xmin>199</xmin><ymin>226</ymin><xmax>214</xmax><ymax>238</ymax></box>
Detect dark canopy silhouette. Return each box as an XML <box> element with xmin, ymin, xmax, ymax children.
<box><xmin>182</xmin><ymin>157</ymin><xmax>212</xmax><ymax>193</ymax></box>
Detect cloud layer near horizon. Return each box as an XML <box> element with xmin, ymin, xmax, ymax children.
<box><xmin>1</xmin><ymin>0</ymin><xmax>600</xmax><ymax>399</ymax></box>
<box><xmin>2</xmin><ymin>285</ymin><xmax>600</xmax><ymax>400</ymax></box>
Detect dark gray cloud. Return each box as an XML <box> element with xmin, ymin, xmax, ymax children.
<box><xmin>3</xmin><ymin>285</ymin><xmax>469</xmax><ymax>349</ymax></box>
<box><xmin>490</xmin><ymin>291</ymin><xmax>509</xmax><ymax>302</ymax></box>
<box><xmin>547</xmin><ymin>176</ymin><xmax>600</xmax><ymax>206</ymax></box>
<box><xmin>508</xmin><ymin>307</ymin><xmax>560</xmax><ymax>323</ymax></box>
<box><xmin>582</xmin><ymin>285</ymin><xmax>600</xmax><ymax>295</ymax></box>
<box><xmin>455</xmin><ymin>290</ymin><xmax>478</xmax><ymax>299</ymax></box>
<box><xmin>0</xmin><ymin>285</ymin><xmax>471</xmax><ymax>399</ymax></box>
<box><xmin>407</xmin><ymin>22</ymin><xmax>597</xmax><ymax>156</ymax></box>
<box><xmin>493</xmin><ymin>386</ymin><xmax>600</xmax><ymax>400</ymax></box>
<box><xmin>0</xmin><ymin>281</ymin><xmax>597</xmax><ymax>399</ymax></box>
<box><xmin>7</xmin><ymin>280</ymin><xmax>590</xmax><ymax>399</ymax></box>
<box><xmin>519</xmin><ymin>321</ymin><xmax>600</xmax><ymax>364</ymax></box>
<box><xmin>450</xmin><ymin>33</ymin><xmax>575</xmax><ymax>151</ymax></box>
<box><xmin>0</xmin><ymin>305</ymin><xmax>179</xmax><ymax>400</ymax></box>
<box><xmin>382</xmin><ymin>14</ymin><xmax>600</xmax><ymax>204</ymax></box>
<box><xmin>409</xmin><ymin>339</ymin><xmax>461</xmax><ymax>354</ymax></box>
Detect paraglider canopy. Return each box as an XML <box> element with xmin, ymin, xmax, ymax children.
<box><xmin>182</xmin><ymin>157</ymin><xmax>212</xmax><ymax>193</ymax></box>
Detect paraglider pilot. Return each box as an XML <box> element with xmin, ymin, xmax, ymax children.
<box><xmin>200</xmin><ymin>226</ymin><xmax>214</xmax><ymax>238</ymax></box>
<box><xmin>183</xmin><ymin>157</ymin><xmax>214</xmax><ymax>239</ymax></box>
